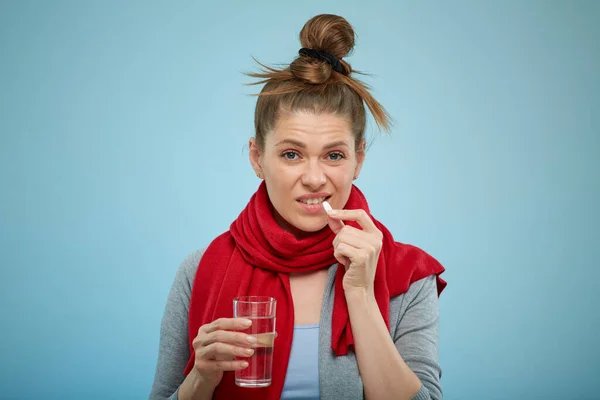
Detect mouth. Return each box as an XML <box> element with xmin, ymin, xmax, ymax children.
<box><xmin>296</xmin><ymin>195</ymin><xmax>332</xmax><ymax>214</ymax></box>
<box><xmin>297</xmin><ymin>196</ymin><xmax>331</xmax><ymax>206</ymax></box>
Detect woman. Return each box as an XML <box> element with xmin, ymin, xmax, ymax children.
<box><xmin>149</xmin><ymin>14</ymin><xmax>446</xmax><ymax>400</ymax></box>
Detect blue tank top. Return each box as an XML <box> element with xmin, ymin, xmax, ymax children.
<box><xmin>280</xmin><ymin>324</ymin><xmax>320</xmax><ymax>399</ymax></box>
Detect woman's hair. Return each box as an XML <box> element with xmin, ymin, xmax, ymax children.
<box><xmin>247</xmin><ymin>14</ymin><xmax>390</xmax><ymax>150</ymax></box>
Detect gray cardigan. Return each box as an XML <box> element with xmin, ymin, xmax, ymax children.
<box><xmin>149</xmin><ymin>250</ymin><xmax>442</xmax><ymax>400</ymax></box>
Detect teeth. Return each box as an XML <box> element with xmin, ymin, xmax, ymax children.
<box><xmin>300</xmin><ymin>197</ymin><xmax>326</xmax><ymax>205</ymax></box>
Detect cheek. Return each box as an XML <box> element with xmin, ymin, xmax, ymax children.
<box><xmin>267</xmin><ymin>162</ymin><xmax>299</xmax><ymax>183</ymax></box>
<box><xmin>264</xmin><ymin>164</ymin><xmax>297</xmax><ymax>202</ymax></box>
<box><xmin>328</xmin><ymin>168</ymin><xmax>355</xmax><ymax>206</ymax></box>
<box><xmin>328</xmin><ymin>166</ymin><xmax>355</xmax><ymax>185</ymax></box>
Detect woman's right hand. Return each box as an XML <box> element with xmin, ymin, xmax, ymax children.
<box><xmin>192</xmin><ymin>317</ymin><xmax>257</xmax><ymax>388</ymax></box>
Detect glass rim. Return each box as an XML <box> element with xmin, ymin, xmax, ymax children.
<box><xmin>233</xmin><ymin>296</ymin><xmax>276</xmax><ymax>304</ymax></box>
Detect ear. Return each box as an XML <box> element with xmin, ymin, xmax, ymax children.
<box><xmin>353</xmin><ymin>139</ymin><xmax>366</xmax><ymax>180</ymax></box>
<box><xmin>249</xmin><ymin>137</ymin><xmax>264</xmax><ymax>179</ymax></box>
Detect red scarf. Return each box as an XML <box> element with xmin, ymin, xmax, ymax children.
<box><xmin>184</xmin><ymin>182</ymin><xmax>446</xmax><ymax>399</ymax></box>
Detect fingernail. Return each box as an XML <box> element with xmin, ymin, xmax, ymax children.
<box><xmin>245</xmin><ymin>348</ymin><xmax>254</xmax><ymax>355</ymax></box>
<box><xmin>242</xmin><ymin>319</ymin><xmax>252</xmax><ymax>327</ymax></box>
<box><xmin>322</xmin><ymin>201</ymin><xmax>333</xmax><ymax>213</ymax></box>
<box><xmin>241</xmin><ymin>361</ymin><xmax>249</xmax><ymax>368</ymax></box>
<box><xmin>247</xmin><ymin>335</ymin><xmax>257</xmax><ymax>343</ymax></box>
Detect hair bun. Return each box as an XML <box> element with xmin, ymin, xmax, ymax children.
<box><xmin>290</xmin><ymin>14</ymin><xmax>355</xmax><ymax>84</ymax></box>
<box><xmin>299</xmin><ymin>14</ymin><xmax>355</xmax><ymax>59</ymax></box>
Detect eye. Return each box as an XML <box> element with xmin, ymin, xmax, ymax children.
<box><xmin>282</xmin><ymin>151</ymin><xmax>299</xmax><ymax>160</ymax></box>
<box><xmin>327</xmin><ymin>152</ymin><xmax>345</xmax><ymax>161</ymax></box>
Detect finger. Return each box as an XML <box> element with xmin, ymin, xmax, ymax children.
<box><xmin>205</xmin><ymin>359</ymin><xmax>250</xmax><ymax>372</ymax></box>
<box><xmin>322</xmin><ymin>201</ymin><xmax>344</xmax><ymax>234</ymax></box>
<box><xmin>202</xmin><ymin>342</ymin><xmax>255</xmax><ymax>359</ymax></box>
<box><xmin>333</xmin><ymin>242</ymin><xmax>360</xmax><ymax>268</ymax></box>
<box><xmin>325</xmin><ymin>208</ymin><xmax>378</xmax><ymax>233</ymax></box>
<box><xmin>332</xmin><ymin>225</ymin><xmax>364</xmax><ymax>247</ymax></box>
<box><xmin>202</xmin><ymin>330</ymin><xmax>258</xmax><ymax>348</ymax></box>
<box><xmin>333</xmin><ymin>226</ymin><xmax>381</xmax><ymax>252</ymax></box>
<box><xmin>201</xmin><ymin>318</ymin><xmax>252</xmax><ymax>334</ymax></box>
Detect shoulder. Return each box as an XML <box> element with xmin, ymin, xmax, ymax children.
<box><xmin>159</xmin><ymin>249</ymin><xmax>207</xmax><ymax>333</ymax></box>
<box><xmin>171</xmin><ymin>248</ymin><xmax>205</xmax><ymax>297</ymax></box>
<box><xmin>403</xmin><ymin>274</ymin><xmax>439</xmax><ymax>304</ymax></box>
<box><xmin>179</xmin><ymin>248</ymin><xmax>205</xmax><ymax>277</ymax></box>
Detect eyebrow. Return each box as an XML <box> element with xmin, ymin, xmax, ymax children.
<box><xmin>274</xmin><ymin>139</ymin><xmax>350</xmax><ymax>151</ymax></box>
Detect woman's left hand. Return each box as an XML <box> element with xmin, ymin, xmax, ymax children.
<box><xmin>325</xmin><ymin>208</ymin><xmax>383</xmax><ymax>294</ymax></box>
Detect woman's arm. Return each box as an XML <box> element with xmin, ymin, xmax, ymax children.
<box><xmin>346</xmin><ymin>289</ymin><xmax>422</xmax><ymax>400</ymax></box>
<box><xmin>346</xmin><ymin>275</ymin><xmax>441</xmax><ymax>400</ymax></box>
<box><xmin>392</xmin><ymin>275</ymin><xmax>442</xmax><ymax>399</ymax></box>
<box><xmin>324</xmin><ymin>208</ymin><xmax>442</xmax><ymax>399</ymax></box>
<box><xmin>148</xmin><ymin>250</ymin><xmax>205</xmax><ymax>400</ymax></box>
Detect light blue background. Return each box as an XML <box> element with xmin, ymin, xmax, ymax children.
<box><xmin>1</xmin><ymin>1</ymin><xmax>598</xmax><ymax>399</ymax></box>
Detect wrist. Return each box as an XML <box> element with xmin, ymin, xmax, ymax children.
<box><xmin>344</xmin><ymin>286</ymin><xmax>376</xmax><ymax>305</ymax></box>
<box><xmin>195</xmin><ymin>370</ymin><xmax>219</xmax><ymax>393</ymax></box>
<box><xmin>180</xmin><ymin>369</ymin><xmax>217</xmax><ymax>400</ymax></box>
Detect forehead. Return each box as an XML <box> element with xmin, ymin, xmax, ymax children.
<box><xmin>268</xmin><ymin>111</ymin><xmax>353</xmax><ymax>146</ymax></box>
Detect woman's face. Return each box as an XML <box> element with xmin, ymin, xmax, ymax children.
<box><xmin>250</xmin><ymin>111</ymin><xmax>365</xmax><ymax>236</ymax></box>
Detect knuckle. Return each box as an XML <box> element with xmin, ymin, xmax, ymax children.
<box><xmin>212</xmin><ymin>318</ymin><xmax>224</xmax><ymax>328</ymax></box>
<box><xmin>196</xmin><ymin>343</ymin><xmax>208</xmax><ymax>356</ymax></box>
<box><xmin>192</xmin><ymin>335</ymin><xmax>205</xmax><ymax>349</ymax></box>
<box><xmin>205</xmin><ymin>342</ymin><xmax>218</xmax><ymax>354</ymax></box>
<box><xmin>198</xmin><ymin>323</ymin><xmax>210</xmax><ymax>336</ymax></box>
<box><xmin>212</xmin><ymin>331</ymin><xmax>224</xmax><ymax>343</ymax></box>
<box><xmin>217</xmin><ymin>342</ymin><xmax>231</xmax><ymax>354</ymax></box>
<box><xmin>202</xmin><ymin>333</ymin><xmax>214</xmax><ymax>346</ymax></box>
<box><xmin>213</xmin><ymin>342</ymin><xmax>225</xmax><ymax>353</ymax></box>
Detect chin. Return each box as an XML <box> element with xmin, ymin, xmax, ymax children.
<box><xmin>288</xmin><ymin>217</ymin><xmax>328</xmax><ymax>235</ymax></box>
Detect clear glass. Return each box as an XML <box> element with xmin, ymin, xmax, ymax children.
<box><xmin>233</xmin><ymin>296</ymin><xmax>277</xmax><ymax>388</ymax></box>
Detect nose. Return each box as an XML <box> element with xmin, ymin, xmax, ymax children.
<box><xmin>301</xmin><ymin>159</ymin><xmax>326</xmax><ymax>189</ymax></box>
